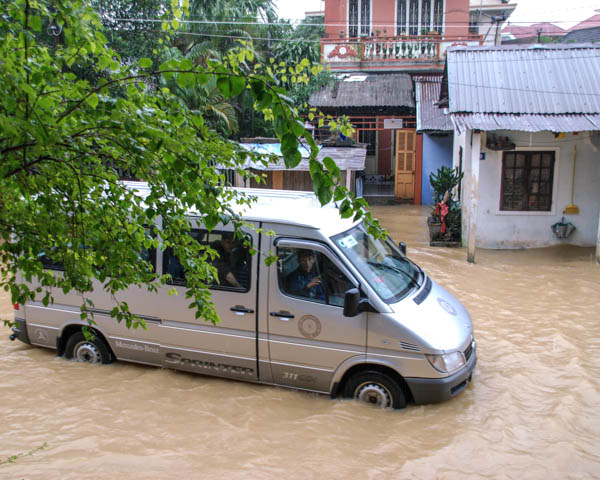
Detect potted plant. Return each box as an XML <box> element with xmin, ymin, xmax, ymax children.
<box><xmin>428</xmin><ymin>166</ymin><xmax>463</xmax><ymax>246</ymax></box>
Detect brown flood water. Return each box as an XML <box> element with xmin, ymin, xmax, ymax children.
<box><xmin>1</xmin><ymin>205</ymin><xmax>599</xmax><ymax>479</ymax></box>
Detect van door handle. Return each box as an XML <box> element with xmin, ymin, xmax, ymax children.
<box><xmin>230</xmin><ymin>306</ymin><xmax>254</xmax><ymax>315</ymax></box>
<box><xmin>270</xmin><ymin>311</ymin><xmax>295</xmax><ymax>320</ymax></box>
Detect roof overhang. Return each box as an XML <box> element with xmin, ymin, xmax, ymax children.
<box><xmin>235</xmin><ymin>144</ymin><xmax>366</xmax><ymax>171</ymax></box>
<box><xmin>450</xmin><ymin>113</ymin><xmax>600</xmax><ymax>134</ymax></box>
<box><xmin>309</xmin><ymin>73</ymin><xmax>414</xmax><ymax>109</ymax></box>
<box><xmin>415</xmin><ymin>76</ymin><xmax>453</xmax><ymax>132</ymax></box>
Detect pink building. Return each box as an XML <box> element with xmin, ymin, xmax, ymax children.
<box><xmin>311</xmin><ymin>0</ymin><xmax>485</xmax><ymax>203</ymax></box>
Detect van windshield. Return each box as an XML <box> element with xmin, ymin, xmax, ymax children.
<box><xmin>332</xmin><ymin>224</ymin><xmax>422</xmax><ymax>303</ymax></box>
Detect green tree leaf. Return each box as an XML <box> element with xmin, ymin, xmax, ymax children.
<box><xmin>176</xmin><ymin>72</ymin><xmax>195</xmax><ymax>89</ymax></box>
<box><xmin>217</xmin><ymin>76</ymin><xmax>231</xmax><ymax>98</ymax></box>
<box><xmin>86</xmin><ymin>93</ymin><xmax>99</xmax><ymax>109</ymax></box>
<box><xmin>138</xmin><ymin>58</ymin><xmax>153</xmax><ymax>69</ymax></box>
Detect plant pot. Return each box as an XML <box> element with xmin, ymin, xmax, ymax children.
<box><xmin>427</xmin><ymin>216</ymin><xmax>461</xmax><ymax>247</ymax></box>
<box><xmin>427</xmin><ymin>216</ymin><xmax>442</xmax><ymax>239</ymax></box>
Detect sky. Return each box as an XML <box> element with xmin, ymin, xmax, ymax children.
<box><xmin>274</xmin><ymin>0</ymin><xmax>598</xmax><ymax>29</ymax></box>
<box><xmin>504</xmin><ymin>0</ymin><xmax>598</xmax><ymax>30</ymax></box>
<box><xmin>274</xmin><ymin>0</ymin><xmax>324</xmax><ymax>21</ymax></box>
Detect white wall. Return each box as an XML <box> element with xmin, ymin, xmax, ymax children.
<box><xmin>459</xmin><ymin>130</ymin><xmax>600</xmax><ymax>249</ymax></box>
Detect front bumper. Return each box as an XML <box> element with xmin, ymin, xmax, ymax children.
<box><xmin>405</xmin><ymin>347</ymin><xmax>477</xmax><ymax>405</ymax></box>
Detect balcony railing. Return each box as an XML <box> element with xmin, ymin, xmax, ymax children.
<box><xmin>322</xmin><ymin>34</ymin><xmax>483</xmax><ymax>67</ymax></box>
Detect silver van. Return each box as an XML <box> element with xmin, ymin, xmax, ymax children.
<box><xmin>11</xmin><ymin>186</ymin><xmax>476</xmax><ymax>409</ymax></box>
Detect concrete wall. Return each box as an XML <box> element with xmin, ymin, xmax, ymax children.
<box><xmin>324</xmin><ymin>0</ymin><xmax>347</xmax><ymax>38</ymax></box>
<box><xmin>458</xmin><ymin>130</ymin><xmax>600</xmax><ymax>248</ymax></box>
<box><xmin>445</xmin><ymin>0</ymin><xmax>471</xmax><ymax>36</ymax></box>
<box><xmin>422</xmin><ymin>133</ymin><xmax>453</xmax><ymax>205</ymax></box>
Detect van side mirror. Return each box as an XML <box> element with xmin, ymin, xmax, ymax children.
<box><xmin>343</xmin><ymin>288</ymin><xmax>360</xmax><ymax>317</ymax></box>
<box><xmin>398</xmin><ymin>242</ymin><xmax>407</xmax><ymax>255</ymax></box>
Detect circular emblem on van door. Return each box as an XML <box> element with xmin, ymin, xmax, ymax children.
<box><xmin>298</xmin><ymin>315</ymin><xmax>321</xmax><ymax>339</ymax></box>
<box><xmin>437</xmin><ymin>298</ymin><xmax>457</xmax><ymax>316</ymax></box>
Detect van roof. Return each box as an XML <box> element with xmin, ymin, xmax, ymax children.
<box><xmin>123</xmin><ymin>181</ymin><xmax>359</xmax><ymax>237</ymax></box>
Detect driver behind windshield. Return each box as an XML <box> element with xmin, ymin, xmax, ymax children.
<box><xmin>285</xmin><ymin>249</ymin><xmax>325</xmax><ymax>301</ymax></box>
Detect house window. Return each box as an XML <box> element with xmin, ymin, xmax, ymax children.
<box><xmin>397</xmin><ymin>0</ymin><xmax>444</xmax><ymax>36</ymax></box>
<box><xmin>409</xmin><ymin>0</ymin><xmax>419</xmax><ymax>35</ymax></box>
<box><xmin>359</xmin><ymin>129</ymin><xmax>377</xmax><ymax>156</ymax></box>
<box><xmin>432</xmin><ymin>0</ymin><xmax>443</xmax><ymax>33</ymax></box>
<box><xmin>469</xmin><ymin>13</ymin><xmax>480</xmax><ymax>34</ymax></box>
<box><xmin>501</xmin><ymin>151</ymin><xmax>555</xmax><ymax>212</ymax></box>
<box><xmin>396</xmin><ymin>0</ymin><xmax>407</xmax><ymax>35</ymax></box>
<box><xmin>421</xmin><ymin>0</ymin><xmax>431</xmax><ymax>32</ymax></box>
<box><xmin>349</xmin><ymin>0</ymin><xmax>371</xmax><ymax>38</ymax></box>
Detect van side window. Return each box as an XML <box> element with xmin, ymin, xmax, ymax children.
<box><xmin>140</xmin><ymin>227</ymin><xmax>157</xmax><ymax>273</ymax></box>
<box><xmin>39</xmin><ymin>248</ymin><xmax>64</xmax><ymax>271</ymax></box>
<box><xmin>40</xmin><ymin>227</ymin><xmax>157</xmax><ymax>273</ymax></box>
<box><xmin>163</xmin><ymin>230</ymin><xmax>251</xmax><ymax>291</ymax></box>
<box><xmin>277</xmin><ymin>247</ymin><xmax>353</xmax><ymax>307</ymax></box>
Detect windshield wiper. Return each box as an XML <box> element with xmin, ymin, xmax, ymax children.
<box><xmin>367</xmin><ymin>260</ymin><xmax>421</xmax><ymax>288</ymax></box>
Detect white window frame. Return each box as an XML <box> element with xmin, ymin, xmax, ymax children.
<box><xmin>347</xmin><ymin>0</ymin><xmax>372</xmax><ymax>38</ymax></box>
<box><xmin>394</xmin><ymin>0</ymin><xmax>445</xmax><ymax>36</ymax></box>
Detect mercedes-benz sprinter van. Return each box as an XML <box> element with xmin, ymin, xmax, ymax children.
<box><xmin>11</xmin><ymin>184</ymin><xmax>476</xmax><ymax>409</ymax></box>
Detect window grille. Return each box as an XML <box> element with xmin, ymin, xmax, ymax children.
<box><xmin>433</xmin><ymin>0</ymin><xmax>443</xmax><ymax>33</ymax></box>
<box><xmin>501</xmin><ymin>151</ymin><xmax>555</xmax><ymax>211</ymax></box>
<box><xmin>421</xmin><ymin>0</ymin><xmax>431</xmax><ymax>32</ymax></box>
<box><xmin>348</xmin><ymin>0</ymin><xmax>371</xmax><ymax>37</ymax></box>
<box><xmin>409</xmin><ymin>0</ymin><xmax>419</xmax><ymax>35</ymax></box>
<box><xmin>397</xmin><ymin>0</ymin><xmax>444</xmax><ymax>36</ymax></box>
<box><xmin>396</xmin><ymin>0</ymin><xmax>407</xmax><ymax>35</ymax></box>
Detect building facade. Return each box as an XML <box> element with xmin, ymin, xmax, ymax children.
<box><xmin>311</xmin><ymin>0</ymin><xmax>511</xmax><ymax>203</ymax></box>
<box><xmin>440</xmin><ymin>44</ymin><xmax>600</xmax><ymax>262</ymax></box>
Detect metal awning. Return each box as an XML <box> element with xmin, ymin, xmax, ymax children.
<box><xmin>450</xmin><ymin>113</ymin><xmax>600</xmax><ymax>134</ymax></box>
<box><xmin>415</xmin><ymin>76</ymin><xmax>453</xmax><ymax>132</ymax></box>
<box><xmin>309</xmin><ymin>73</ymin><xmax>414</xmax><ymax>108</ymax></box>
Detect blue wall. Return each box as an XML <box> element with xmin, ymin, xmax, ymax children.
<box><xmin>421</xmin><ymin>134</ymin><xmax>453</xmax><ymax>205</ymax></box>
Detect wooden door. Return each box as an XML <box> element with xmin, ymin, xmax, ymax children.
<box><xmin>394</xmin><ymin>130</ymin><xmax>416</xmax><ymax>199</ymax></box>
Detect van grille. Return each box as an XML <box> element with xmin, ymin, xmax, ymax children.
<box><xmin>464</xmin><ymin>342</ymin><xmax>474</xmax><ymax>362</ymax></box>
<box><xmin>400</xmin><ymin>342</ymin><xmax>420</xmax><ymax>352</ymax></box>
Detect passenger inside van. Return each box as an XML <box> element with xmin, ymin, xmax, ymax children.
<box><xmin>211</xmin><ymin>232</ymin><xmax>249</xmax><ymax>288</ymax></box>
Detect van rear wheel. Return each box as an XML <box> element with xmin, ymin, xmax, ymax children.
<box><xmin>65</xmin><ymin>331</ymin><xmax>113</xmax><ymax>365</ymax></box>
<box><xmin>343</xmin><ymin>371</ymin><xmax>406</xmax><ymax>409</ymax></box>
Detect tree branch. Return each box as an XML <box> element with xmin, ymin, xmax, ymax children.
<box><xmin>3</xmin><ymin>155</ymin><xmax>51</xmax><ymax>178</ymax></box>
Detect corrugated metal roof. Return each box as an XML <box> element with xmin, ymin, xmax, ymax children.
<box><xmin>563</xmin><ymin>27</ymin><xmax>600</xmax><ymax>43</ymax></box>
<box><xmin>309</xmin><ymin>73</ymin><xmax>414</xmax><ymax>108</ymax></box>
<box><xmin>450</xmin><ymin>113</ymin><xmax>600</xmax><ymax>132</ymax></box>
<box><xmin>414</xmin><ymin>76</ymin><xmax>453</xmax><ymax>132</ymax></box>
<box><xmin>238</xmin><ymin>145</ymin><xmax>366</xmax><ymax>171</ymax></box>
<box><xmin>446</xmin><ymin>44</ymin><xmax>600</xmax><ymax>115</ymax></box>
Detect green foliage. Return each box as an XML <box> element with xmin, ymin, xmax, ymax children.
<box><xmin>429</xmin><ymin>166</ymin><xmax>463</xmax><ymax>242</ymax></box>
<box><xmin>429</xmin><ymin>166</ymin><xmax>463</xmax><ymax>206</ymax></box>
<box><xmin>91</xmin><ymin>0</ymin><xmax>167</xmax><ymax>70</ymax></box>
<box><xmin>0</xmin><ymin>0</ymin><xmax>383</xmax><ymax>329</ymax></box>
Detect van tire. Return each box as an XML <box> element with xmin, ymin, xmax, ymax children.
<box><xmin>343</xmin><ymin>371</ymin><xmax>406</xmax><ymax>409</ymax></box>
<box><xmin>65</xmin><ymin>331</ymin><xmax>113</xmax><ymax>365</ymax></box>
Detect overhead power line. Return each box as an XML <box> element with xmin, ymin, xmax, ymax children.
<box><xmin>112</xmin><ymin>17</ymin><xmax>599</xmax><ymax>28</ymax></box>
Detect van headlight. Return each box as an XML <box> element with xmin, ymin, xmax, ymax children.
<box><xmin>426</xmin><ymin>352</ymin><xmax>465</xmax><ymax>373</ymax></box>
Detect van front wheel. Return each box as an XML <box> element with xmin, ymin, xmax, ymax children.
<box><xmin>343</xmin><ymin>371</ymin><xmax>406</xmax><ymax>409</ymax></box>
<box><xmin>65</xmin><ymin>331</ymin><xmax>113</xmax><ymax>365</ymax></box>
